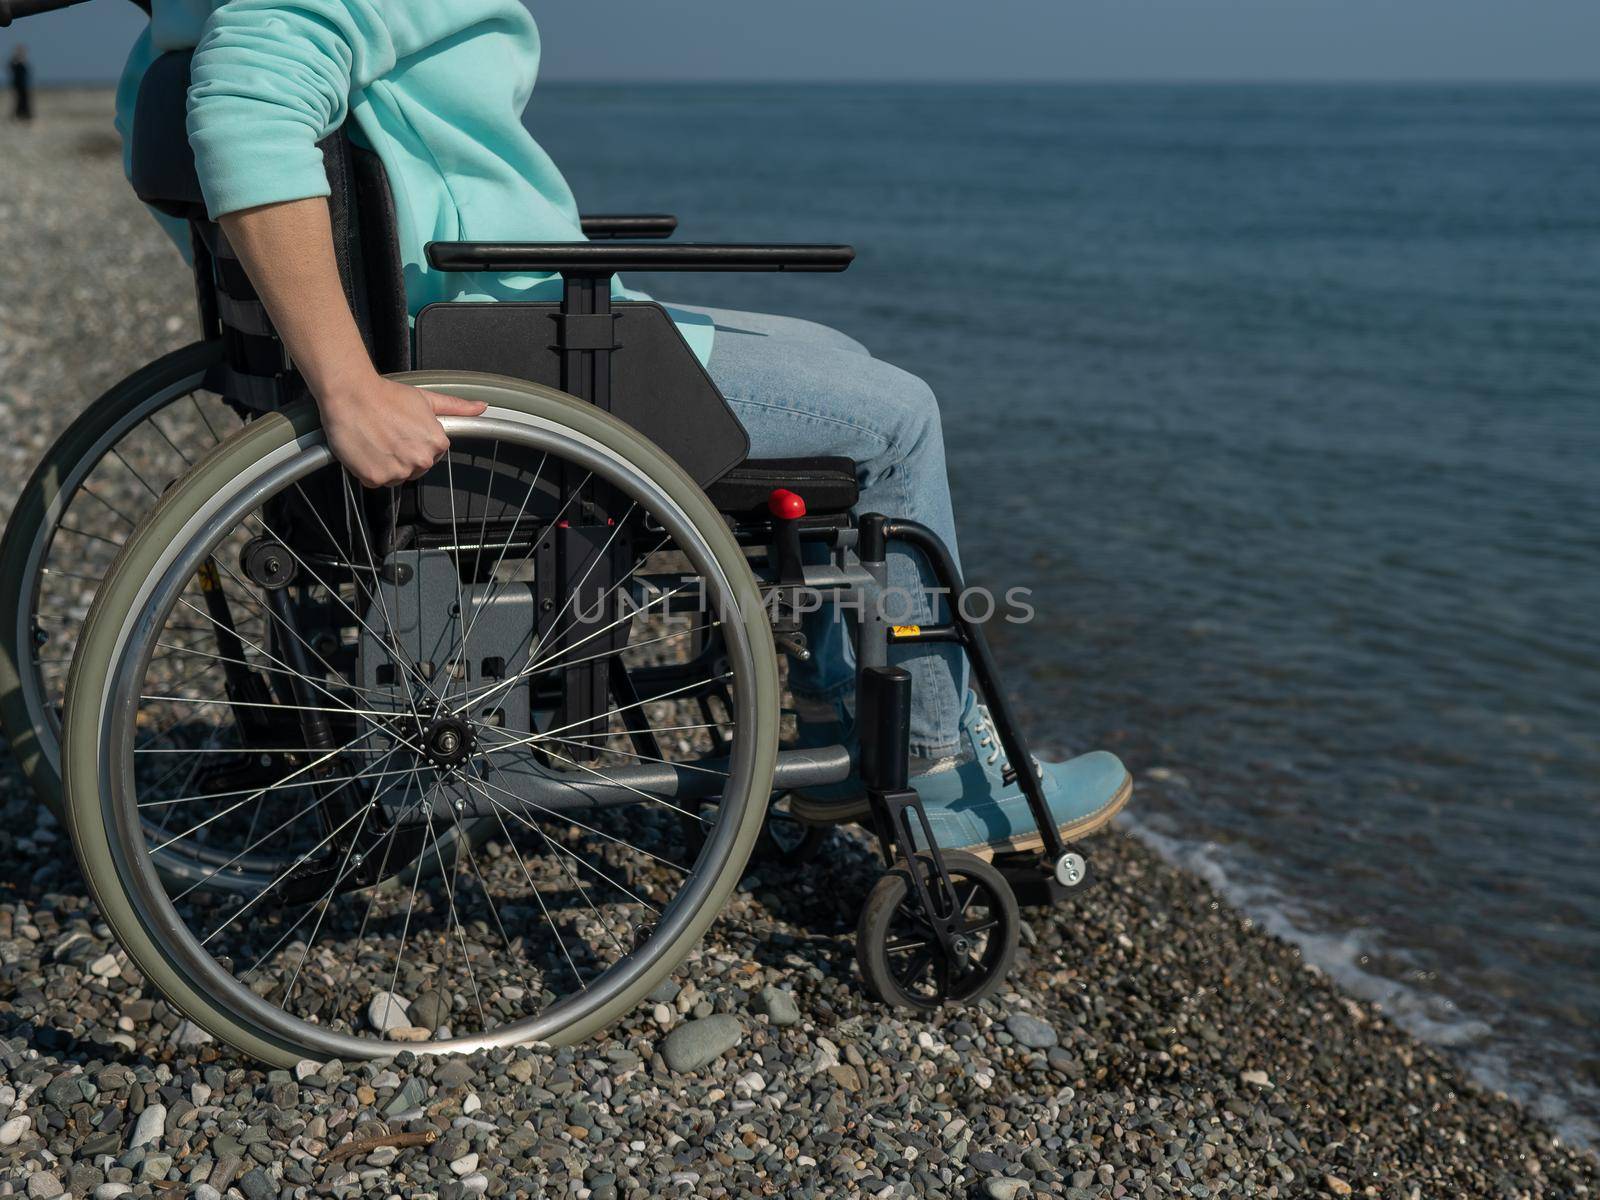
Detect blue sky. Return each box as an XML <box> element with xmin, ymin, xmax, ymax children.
<box><xmin>4</xmin><ymin>0</ymin><xmax>1597</xmax><ymax>84</ymax></box>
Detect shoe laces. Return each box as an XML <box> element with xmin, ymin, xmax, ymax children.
<box><xmin>971</xmin><ymin>704</ymin><xmax>1004</xmax><ymax>768</ymax></box>
<box><xmin>970</xmin><ymin>702</ymin><xmax>1044</xmax><ymax>779</ymax></box>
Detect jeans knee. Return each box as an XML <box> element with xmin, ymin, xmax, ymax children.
<box><xmin>877</xmin><ymin>367</ymin><xmax>943</xmax><ymax>461</ymax></box>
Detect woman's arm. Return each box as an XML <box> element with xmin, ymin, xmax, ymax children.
<box><xmin>219</xmin><ymin>198</ymin><xmax>484</xmax><ymax>488</ymax></box>
<box><xmin>192</xmin><ymin>1</ymin><xmax>483</xmax><ymax>487</ymax></box>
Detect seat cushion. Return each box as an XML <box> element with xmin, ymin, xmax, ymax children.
<box><xmin>706</xmin><ymin>456</ymin><xmax>860</xmax><ymax>515</ymax></box>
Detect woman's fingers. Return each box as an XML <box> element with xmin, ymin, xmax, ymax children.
<box><xmin>317</xmin><ymin>379</ymin><xmax>474</xmax><ymax>489</ymax></box>
<box><xmin>427</xmin><ymin>391</ymin><xmax>489</xmax><ymax>418</ymax></box>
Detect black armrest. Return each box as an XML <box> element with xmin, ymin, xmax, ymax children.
<box><xmin>579</xmin><ymin>214</ymin><xmax>677</xmax><ymax>240</ymax></box>
<box><xmin>426</xmin><ymin>242</ymin><xmax>855</xmax><ymax>276</ymax></box>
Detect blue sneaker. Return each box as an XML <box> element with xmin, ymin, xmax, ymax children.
<box><xmin>791</xmin><ymin>692</ymin><xmax>1132</xmax><ymax>856</ymax></box>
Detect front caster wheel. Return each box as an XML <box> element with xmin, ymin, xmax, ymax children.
<box><xmin>856</xmin><ymin>850</ymin><xmax>1019</xmax><ymax>1011</ymax></box>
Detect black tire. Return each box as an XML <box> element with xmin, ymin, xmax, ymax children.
<box><xmin>0</xmin><ymin>341</ymin><xmax>228</xmax><ymax>819</ymax></box>
<box><xmin>856</xmin><ymin>850</ymin><xmax>1019</xmax><ymax>1011</ymax></box>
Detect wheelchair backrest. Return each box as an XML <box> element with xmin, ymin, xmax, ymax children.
<box><xmin>129</xmin><ymin>50</ymin><xmax>411</xmax><ymax>389</ymax></box>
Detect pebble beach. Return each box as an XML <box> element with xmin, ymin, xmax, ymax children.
<box><xmin>2</xmin><ymin>91</ymin><xmax>1597</xmax><ymax>1200</ymax></box>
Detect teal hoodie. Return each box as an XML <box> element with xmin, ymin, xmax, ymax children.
<box><xmin>114</xmin><ymin>0</ymin><xmax>712</xmax><ymax>362</ymax></box>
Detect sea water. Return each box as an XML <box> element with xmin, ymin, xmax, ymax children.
<box><xmin>531</xmin><ymin>83</ymin><xmax>1600</xmax><ymax>1143</ymax></box>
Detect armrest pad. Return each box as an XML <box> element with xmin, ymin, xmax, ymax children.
<box><xmin>426</xmin><ymin>241</ymin><xmax>855</xmax><ymax>275</ymax></box>
<box><xmin>579</xmin><ymin>214</ymin><xmax>677</xmax><ymax>240</ymax></box>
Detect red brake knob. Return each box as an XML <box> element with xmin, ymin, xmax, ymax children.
<box><xmin>767</xmin><ymin>488</ymin><xmax>807</xmax><ymax>520</ymax></box>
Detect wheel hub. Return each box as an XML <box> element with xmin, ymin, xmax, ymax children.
<box><xmin>421</xmin><ymin>716</ymin><xmax>474</xmax><ymax>770</ymax></box>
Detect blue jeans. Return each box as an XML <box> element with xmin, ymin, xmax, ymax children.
<box><xmin>671</xmin><ymin>304</ymin><xmax>967</xmax><ymax>759</ymax></box>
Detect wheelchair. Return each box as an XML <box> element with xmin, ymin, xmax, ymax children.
<box><xmin>0</xmin><ymin>9</ymin><xmax>1111</xmax><ymax>1067</ymax></box>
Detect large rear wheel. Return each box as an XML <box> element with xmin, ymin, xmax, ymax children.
<box><xmin>63</xmin><ymin>374</ymin><xmax>780</xmax><ymax>1064</ymax></box>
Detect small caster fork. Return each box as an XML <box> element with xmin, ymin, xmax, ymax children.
<box><xmin>854</xmin><ymin>666</ymin><xmax>1019</xmax><ymax>1009</ymax></box>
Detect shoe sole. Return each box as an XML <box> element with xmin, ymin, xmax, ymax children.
<box><xmin>788</xmin><ymin>771</ymin><xmax>1134</xmax><ymax>858</ymax></box>
<box><xmin>787</xmin><ymin>791</ymin><xmax>872</xmax><ymax>825</ymax></box>
<box><xmin>963</xmin><ymin>771</ymin><xmax>1133</xmax><ymax>861</ymax></box>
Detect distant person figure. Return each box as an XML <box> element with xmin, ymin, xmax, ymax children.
<box><xmin>9</xmin><ymin>45</ymin><xmax>31</xmax><ymax>122</ymax></box>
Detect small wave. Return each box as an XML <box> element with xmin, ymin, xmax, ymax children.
<box><xmin>1119</xmin><ymin>809</ymin><xmax>1598</xmax><ymax>1149</ymax></box>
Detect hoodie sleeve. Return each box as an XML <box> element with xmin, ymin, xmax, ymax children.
<box><xmin>185</xmin><ymin>0</ymin><xmax>396</xmax><ymax>219</ymax></box>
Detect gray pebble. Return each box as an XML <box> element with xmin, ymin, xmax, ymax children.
<box><xmin>43</xmin><ymin>1073</ymin><xmax>87</xmax><ymax>1109</ymax></box>
<box><xmin>1005</xmin><ymin>1012</ymin><xmax>1059</xmax><ymax>1049</ymax></box>
<box><xmin>647</xmin><ymin>979</ymin><xmax>681</xmax><ymax>1004</ymax></box>
<box><xmin>129</xmin><ymin>1103</ymin><xmax>167</xmax><ymax>1150</ymax></box>
<box><xmin>236</xmin><ymin>1167</ymin><xmax>276</xmax><ymax>1200</ymax></box>
<box><xmin>661</xmin><ymin>1014</ymin><xmax>744</xmax><ymax>1072</ymax></box>
<box><xmin>367</xmin><ymin>990</ymin><xmax>411</xmax><ymax>1031</ymax></box>
<box><xmin>383</xmin><ymin>1076</ymin><xmax>427</xmax><ymax>1117</ymax></box>
<box><xmin>408</xmin><ymin>990</ymin><xmax>449</xmax><ymax>1030</ymax></box>
<box><xmin>752</xmin><ymin>985</ymin><xmax>801</xmax><ymax>1027</ymax></box>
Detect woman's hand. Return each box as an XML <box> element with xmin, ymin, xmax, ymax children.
<box><xmin>215</xmin><ymin>199</ymin><xmax>487</xmax><ymax>488</ymax></box>
<box><xmin>318</xmin><ymin>372</ymin><xmax>488</xmax><ymax>489</ymax></box>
